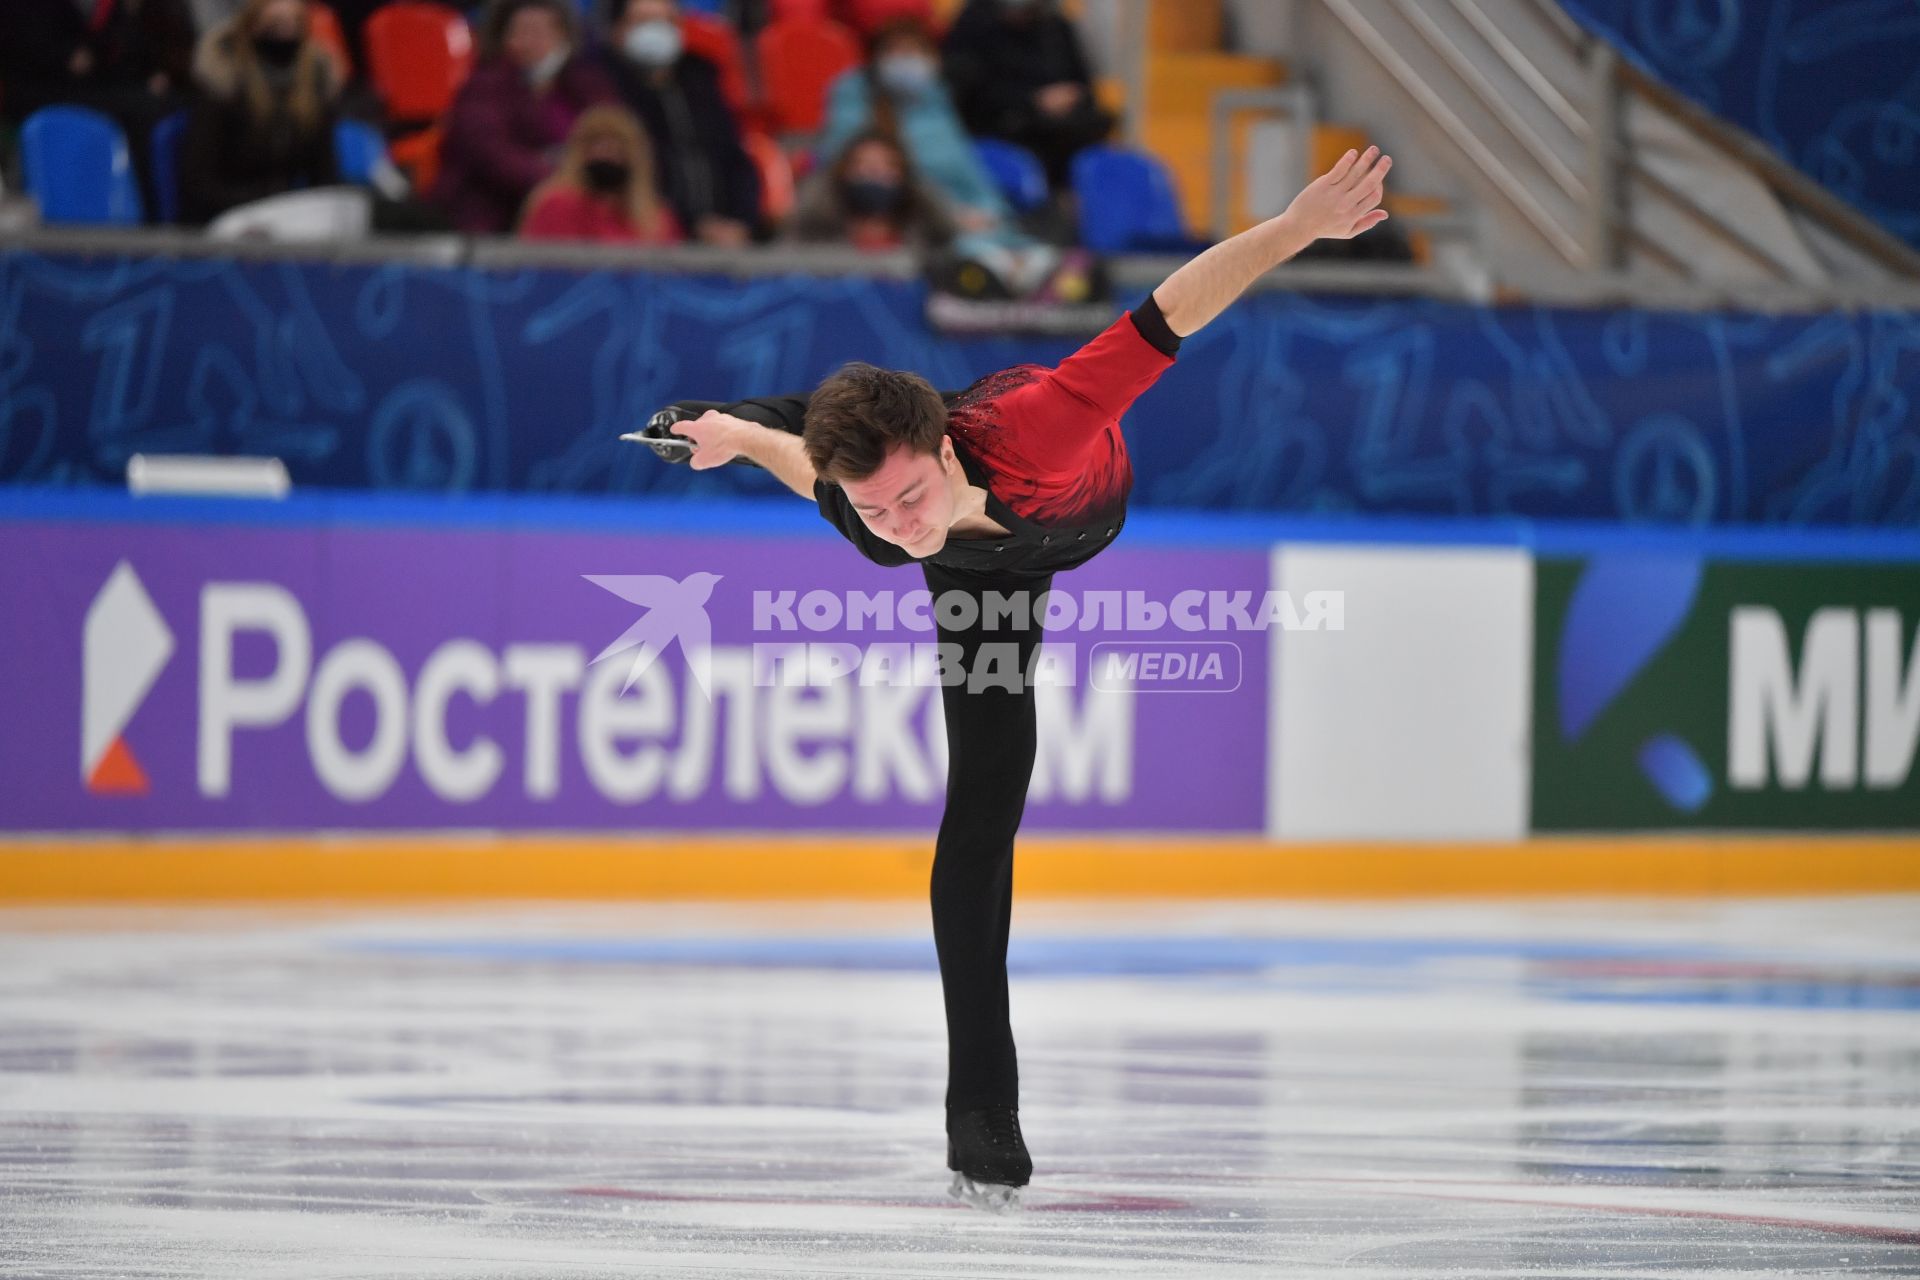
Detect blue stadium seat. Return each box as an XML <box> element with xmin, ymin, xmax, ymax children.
<box><xmin>972</xmin><ymin>138</ymin><xmax>1048</xmax><ymax>214</ymax></box>
<box><xmin>333</xmin><ymin>119</ymin><xmax>390</xmax><ymax>185</ymax></box>
<box><xmin>1070</xmin><ymin>144</ymin><xmax>1195</xmax><ymax>254</ymax></box>
<box><xmin>20</xmin><ymin>106</ymin><xmax>145</xmax><ymax>226</ymax></box>
<box><xmin>677</xmin><ymin>0</ymin><xmax>729</xmax><ymax>13</ymax></box>
<box><xmin>148</xmin><ymin>111</ymin><xmax>189</xmax><ymax>224</ymax></box>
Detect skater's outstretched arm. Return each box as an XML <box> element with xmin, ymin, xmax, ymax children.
<box><xmin>678</xmin><ymin>411</ymin><xmax>818</xmax><ymax>499</ymax></box>
<box><xmin>1154</xmin><ymin>146</ymin><xmax>1393</xmax><ymax>338</ymax></box>
<box><xmin>657</xmin><ymin>395</ymin><xmax>819</xmax><ymax>500</ymax></box>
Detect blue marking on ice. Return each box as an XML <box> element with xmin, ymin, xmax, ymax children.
<box><xmin>342</xmin><ymin>935</ymin><xmax>1920</xmax><ymax>1009</ymax></box>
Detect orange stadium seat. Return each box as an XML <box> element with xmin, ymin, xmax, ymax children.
<box><xmin>756</xmin><ymin>13</ymin><xmax>862</xmax><ymax>135</ymax></box>
<box><xmin>743</xmin><ymin>131</ymin><xmax>795</xmax><ymax>223</ymax></box>
<box><xmin>387</xmin><ymin>124</ymin><xmax>444</xmax><ymax>192</ymax></box>
<box><xmin>364</xmin><ymin>2</ymin><xmax>475</xmax><ymax>125</ymax></box>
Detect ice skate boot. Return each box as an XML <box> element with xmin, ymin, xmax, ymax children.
<box><xmin>946</xmin><ymin>1104</ymin><xmax>1031</xmax><ymax>1212</ymax></box>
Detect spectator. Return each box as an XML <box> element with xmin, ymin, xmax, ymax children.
<box><xmin>187</xmin><ymin>0</ymin><xmax>248</xmax><ymax>34</ymax></box>
<box><xmin>598</xmin><ymin>0</ymin><xmax>759</xmax><ymax>247</ymax></box>
<box><xmin>0</xmin><ymin>0</ymin><xmax>196</xmax><ymax>209</ymax></box>
<box><xmin>432</xmin><ymin>0</ymin><xmax>616</xmax><ymax>235</ymax></box>
<box><xmin>942</xmin><ymin>0</ymin><xmax>1112</xmax><ymax>189</ymax></box>
<box><xmin>520</xmin><ymin>103</ymin><xmax>682</xmax><ymax>244</ymax></box>
<box><xmin>177</xmin><ymin>0</ymin><xmax>343</xmax><ymax>224</ymax></box>
<box><xmin>789</xmin><ymin>130</ymin><xmax>954</xmax><ymax>253</ymax></box>
<box><xmin>817</xmin><ymin>19</ymin><xmax>1007</xmax><ymax>234</ymax></box>
<box><xmin>816</xmin><ymin>17</ymin><xmax>1058</xmax><ymax>291</ymax></box>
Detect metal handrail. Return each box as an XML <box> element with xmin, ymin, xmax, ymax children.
<box><xmin>1408</xmin><ymin>0</ymin><xmax>1799</xmax><ymax>280</ymax></box>
<box><xmin>1611</xmin><ymin>57</ymin><xmax>1920</xmax><ymax>280</ymax></box>
<box><xmin>1451</xmin><ymin>0</ymin><xmax>1588</xmax><ymax>139</ymax></box>
<box><xmin>1207</xmin><ymin>85</ymin><xmax>1317</xmax><ymax>244</ymax></box>
<box><xmin>1632</xmin><ymin>162</ymin><xmax>1824</xmax><ymax>284</ymax></box>
<box><xmin>1327</xmin><ymin>0</ymin><xmax>1920</xmax><ymax>283</ymax></box>
<box><xmin>1317</xmin><ymin>0</ymin><xmax>1590</xmax><ymax>266</ymax></box>
<box><xmin>1394</xmin><ymin>0</ymin><xmax>1588</xmax><ymax>202</ymax></box>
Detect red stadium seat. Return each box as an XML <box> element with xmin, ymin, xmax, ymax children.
<box><xmin>306</xmin><ymin>2</ymin><xmax>354</xmax><ymax>79</ymax></box>
<box><xmin>680</xmin><ymin>12</ymin><xmax>753</xmax><ymax>119</ymax></box>
<box><xmin>743</xmin><ymin>132</ymin><xmax>794</xmax><ymax>223</ymax></box>
<box><xmin>364</xmin><ymin>2</ymin><xmax>474</xmax><ymax>125</ymax></box>
<box><xmin>841</xmin><ymin>0</ymin><xmax>936</xmax><ymax>36</ymax></box>
<box><xmin>756</xmin><ymin>14</ymin><xmax>862</xmax><ymax>136</ymax></box>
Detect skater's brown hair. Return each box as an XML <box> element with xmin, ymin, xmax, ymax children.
<box><xmin>803</xmin><ymin>363</ymin><xmax>948</xmax><ymax>484</ymax></box>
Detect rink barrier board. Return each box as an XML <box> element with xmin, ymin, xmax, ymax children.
<box><xmin>3</xmin><ymin>494</ymin><xmax>1917</xmax><ymax>886</ymax></box>
<box><xmin>6</xmin><ymin>249</ymin><xmax>1919</xmax><ymax>527</ymax></box>
<box><xmin>2</xmin><ymin>835</ymin><xmax>1919</xmax><ymax>901</ymax></box>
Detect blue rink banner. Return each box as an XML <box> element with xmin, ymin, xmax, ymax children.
<box><xmin>0</xmin><ymin>502</ymin><xmax>1272</xmax><ymax>834</ymax></box>
<box><xmin>3</xmin><ymin>249</ymin><xmax>1917</xmax><ymax>528</ymax></box>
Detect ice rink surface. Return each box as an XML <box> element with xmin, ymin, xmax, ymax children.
<box><xmin>2</xmin><ymin>894</ymin><xmax>1917</xmax><ymax>1278</ymax></box>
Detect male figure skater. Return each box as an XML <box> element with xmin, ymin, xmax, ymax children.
<box><xmin>646</xmin><ymin>147</ymin><xmax>1392</xmax><ymax>1209</ymax></box>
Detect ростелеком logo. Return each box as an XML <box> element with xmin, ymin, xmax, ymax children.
<box><xmin>82</xmin><ymin>561</ymin><xmax>175</xmax><ymax>794</ymax></box>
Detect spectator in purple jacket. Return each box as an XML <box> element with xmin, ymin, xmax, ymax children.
<box><xmin>431</xmin><ymin>0</ymin><xmax>616</xmax><ymax>235</ymax></box>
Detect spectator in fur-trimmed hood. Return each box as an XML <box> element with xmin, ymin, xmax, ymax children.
<box><xmin>177</xmin><ymin>0</ymin><xmax>344</xmax><ymax>223</ymax></box>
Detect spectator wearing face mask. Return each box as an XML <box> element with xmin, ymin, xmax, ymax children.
<box><xmin>432</xmin><ymin>0</ymin><xmax>616</xmax><ymax>235</ymax></box>
<box><xmin>520</xmin><ymin>103</ymin><xmax>682</xmax><ymax>244</ymax></box>
<box><xmin>817</xmin><ymin>18</ymin><xmax>1008</xmax><ymax>237</ymax></box>
<box><xmin>789</xmin><ymin>130</ymin><xmax>954</xmax><ymax>253</ymax></box>
<box><xmin>816</xmin><ymin>18</ymin><xmax>1059</xmax><ymax>292</ymax></box>
<box><xmin>942</xmin><ymin>0</ymin><xmax>1113</xmax><ymax>190</ymax></box>
<box><xmin>597</xmin><ymin>0</ymin><xmax>760</xmax><ymax>247</ymax></box>
<box><xmin>175</xmin><ymin>0</ymin><xmax>342</xmax><ymax>224</ymax></box>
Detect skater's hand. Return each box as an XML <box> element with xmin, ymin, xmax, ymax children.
<box><xmin>673</xmin><ymin>410</ymin><xmax>747</xmax><ymax>470</ymax></box>
<box><xmin>1283</xmin><ymin>145</ymin><xmax>1391</xmax><ymax>241</ymax></box>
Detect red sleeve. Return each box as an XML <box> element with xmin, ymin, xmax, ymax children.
<box><xmin>648</xmin><ymin>204</ymin><xmax>685</xmax><ymax>245</ymax></box>
<box><xmin>997</xmin><ymin>311</ymin><xmax>1176</xmax><ymax>474</ymax></box>
<box><xmin>518</xmin><ymin>189</ymin><xmax>578</xmax><ymax>240</ymax></box>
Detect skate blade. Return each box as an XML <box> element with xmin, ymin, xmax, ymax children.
<box><xmin>947</xmin><ymin>1171</ymin><xmax>1025</xmax><ymax>1214</ymax></box>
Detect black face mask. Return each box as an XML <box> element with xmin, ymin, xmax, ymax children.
<box><xmin>583</xmin><ymin>159</ymin><xmax>630</xmax><ymax>193</ymax></box>
<box><xmin>842</xmin><ymin>178</ymin><xmax>904</xmax><ymax>217</ymax></box>
<box><xmin>253</xmin><ymin>35</ymin><xmax>301</xmax><ymax>68</ymax></box>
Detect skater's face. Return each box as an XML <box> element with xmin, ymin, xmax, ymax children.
<box><xmin>841</xmin><ymin>438</ymin><xmax>961</xmax><ymax>558</ymax></box>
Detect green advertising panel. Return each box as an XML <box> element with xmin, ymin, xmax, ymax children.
<box><xmin>1533</xmin><ymin>557</ymin><xmax>1920</xmax><ymax>831</ymax></box>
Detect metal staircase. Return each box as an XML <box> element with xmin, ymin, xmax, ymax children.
<box><xmin>1308</xmin><ymin>0</ymin><xmax>1920</xmax><ymax>296</ymax></box>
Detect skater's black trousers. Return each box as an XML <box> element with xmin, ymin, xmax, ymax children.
<box><xmin>922</xmin><ymin>560</ymin><xmax>1055</xmax><ymax>1116</ymax></box>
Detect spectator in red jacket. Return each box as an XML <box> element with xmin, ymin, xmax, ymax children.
<box><xmin>520</xmin><ymin>103</ymin><xmax>683</xmax><ymax>244</ymax></box>
<box><xmin>432</xmin><ymin>0</ymin><xmax>617</xmax><ymax>234</ymax></box>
